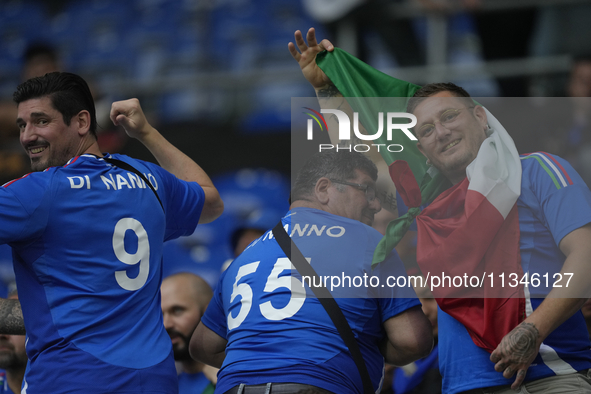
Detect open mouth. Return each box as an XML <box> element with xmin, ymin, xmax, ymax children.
<box><xmin>29</xmin><ymin>146</ymin><xmax>48</xmax><ymax>155</ymax></box>
<box><xmin>442</xmin><ymin>139</ymin><xmax>460</xmax><ymax>152</ymax></box>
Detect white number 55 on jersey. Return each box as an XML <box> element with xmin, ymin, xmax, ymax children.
<box><xmin>227</xmin><ymin>257</ymin><xmax>306</xmax><ymax>330</ymax></box>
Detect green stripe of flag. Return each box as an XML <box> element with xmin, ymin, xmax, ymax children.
<box><xmin>316</xmin><ymin>48</ymin><xmax>451</xmax><ymax>262</ymax></box>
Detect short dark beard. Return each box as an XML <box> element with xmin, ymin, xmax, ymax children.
<box><xmin>0</xmin><ymin>341</ymin><xmax>27</xmax><ymax>371</ymax></box>
<box><xmin>167</xmin><ymin>329</ymin><xmax>193</xmax><ymax>361</ymax></box>
<box><xmin>30</xmin><ymin>146</ymin><xmax>77</xmax><ymax>172</ymax></box>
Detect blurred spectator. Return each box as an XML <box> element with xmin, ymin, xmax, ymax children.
<box><xmin>472</xmin><ymin>5</ymin><xmax>538</xmax><ymax>96</ymax></box>
<box><xmin>529</xmin><ymin>2</ymin><xmax>591</xmax><ymax>96</ymax></box>
<box><xmin>529</xmin><ymin>59</ymin><xmax>591</xmax><ymax>187</ymax></box>
<box><xmin>302</xmin><ymin>0</ymin><xmax>425</xmax><ymax>67</ymax></box>
<box><xmin>0</xmin><ymin>43</ymin><xmax>61</xmax><ymax>134</ymax></box>
<box><xmin>567</xmin><ymin>58</ymin><xmax>591</xmax><ymax>98</ymax></box>
<box><xmin>414</xmin><ymin>0</ymin><xmax>500</xmax><ymax>96</ymax></box>
<box><xmin>21</xmin><ymin>43</ymin><xmax>62</xmax><ymax>82</ymax></box>
<box><xmin>0</xmin><ymin>43</ymin><xmax>61</xmax><ymax>184</ymax></box>
<box><xmin>0</xmin><ymin>290</ymin><xmax>26</xmax><ymax>394</ymax></box>
<box><xmin>161</xmin><ymin>273</ymin><xmax>216</xmax><ymax>394</ymax></box>
<box><xmin>230</xmin><ymin>207</ymin><xmax>283</xmax><ymax>257</ymax></box>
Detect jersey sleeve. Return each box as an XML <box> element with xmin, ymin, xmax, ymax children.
<box><xmin>521</xmin><ymin>152</ymin><xmax>591</xmax><ymax>246</ymax></box>
<box><xmin>201</xmin><ymin>272</ymin><xmax>228</xmax><ymax>340</ymax></box>
<box><xmin>0</xmin><ymin>173</ymin><xmax>51</xmax><ymax>244</ymax></box>
<box><xmin>138</xmin><ymin>162</ymin><xmax>205</xmax><ymax>241</ymax></box>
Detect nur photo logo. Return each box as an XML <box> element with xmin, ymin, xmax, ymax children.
<box><xmin>303</xmin><ymin>107</ymin><xmax>418</xmax><ymax>153</ymax></box>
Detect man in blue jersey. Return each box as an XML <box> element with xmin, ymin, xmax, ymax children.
<box><xmin>190</xmin><ymin>151</ymin><xmax>434</xmax><ymax>394</ymax></box>
<box><xmin>0</xmin><ymin>71</ymin><xmax>224</xmax><ymax>393</ymax></box>
<box><xmin>161</xmin><ymin>273</ymin><xmax>216</xmax><ymax>394</ymax></box>
<box><xmin>290</xmin><ymin>28</ymin><xmax>591</xmax><ymax>394</ymax></box>
<box><xmin>406</xmin><ymin>84</ymin><xmax>591</xmax><ymax>394</ymax></box>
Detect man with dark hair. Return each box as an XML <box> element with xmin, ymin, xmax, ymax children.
<box><xmin>0</xmin><ymin>71</ymin><xmax>224</xmax><ymax>393</ymax></box>
<box><xmin>161</xmin><ymin>273</ymin><xmax>215</xmax><ymax>394</ymax></box>
<box><xmin>290</xmin><ymin>28</ymin><xmax>591</xmax><ymax>394</ymax></box>
<box><xmin>190</xmin><ymin>150</ymin><xmax>433</xmax><ymax>394</ymax></box>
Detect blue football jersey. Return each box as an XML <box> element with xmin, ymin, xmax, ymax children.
<box><xmin>0</xmin><ymin>153</ymin><xmax>205</xmax><ymax>393</ymax></box>
<box><xmin>438</xmin><ymin>153</ymin><xmax>591</xmax><ymax>393</ymax></box>
<box><xmin>202</xmin><ymin>208</ymin><xmax>420</xmax><ymax>394</ymax></box>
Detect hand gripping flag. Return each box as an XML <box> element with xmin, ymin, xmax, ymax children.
<box><xmin>316</xmin><ymin>48</ymin><xmax>525</xmax><ymax>352</ymax></box>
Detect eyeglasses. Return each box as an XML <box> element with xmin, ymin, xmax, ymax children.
<box><xmin>329</xmin><ymin>179</ymin><xmax>378</xmax><ymax>203</ymax></box>
<box><xmin>416</xmin><ymin>107</ymin><xmax>474</xmax><ymax>138</ymax></box>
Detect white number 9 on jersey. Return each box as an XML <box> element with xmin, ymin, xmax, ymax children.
<box><xmin>113</xmin><ymin>218</ymin><xmax>150</xmax><ymax>291</ymax></box>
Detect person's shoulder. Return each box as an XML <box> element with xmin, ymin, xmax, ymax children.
<box><xmin>520</xmin><ymin>151</ymin><xmax>566</xmax><ymax>169</ymax></box>
<box><xmin>1</xmin><ymin>166</ymin><xmax>59</xmax><ymax>190</ymax></box>
<box><xmin>520</xmin><ymin>152</ymin><xmax>578</xmax><ymax>189</ymax></box>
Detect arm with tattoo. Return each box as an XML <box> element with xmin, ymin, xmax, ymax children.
<box><xmin>490</xmin><ymin>224</ymin><xmax>591</xmax><ymax>389</ymax></box>
<box><xmin>0</xmin><ymin>298</ymin><xmax>25</xmax><ymax>335</ymax></box>
<box><xmin>316</xmin><ymin>84</ymin><xmax>343</xmax><ymax>98</ymax></box>
<box><xmin>490</xmin><ymin>322</ymin><xmax>540</xmax><ymax>383</ymax></box>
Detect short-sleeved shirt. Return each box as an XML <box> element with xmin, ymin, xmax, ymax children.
<box><xmin>202</xmin><ymin>207</ymin><xmax>420</xmax><ymax>394</ymax></box>
<box><xmin>0</xmin><ymin>153</ymin><xmax>205</xmax><ymax>393</ymax></box>
<box><xmin>439</xmin><ymin>153</ymin><xmax>591</xmax><ymax>393</ymax></box>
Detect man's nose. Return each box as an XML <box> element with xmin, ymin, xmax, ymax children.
<box><xmin>20</xmin><ymin>124</ymin><xmax>36</xmax><ymax>144</ymax></box>
<box><xmin>434</xmin><ymin>121</ymin><xmax>451</xmax><ymax>139</ymax></box>
<box><xmin>371</xmin><ymin>197</ymin><xmax>381</xmax><ymax>213</ymax></box>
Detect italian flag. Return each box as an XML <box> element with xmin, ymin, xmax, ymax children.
<box><xmin>316</xmin><ymin>49</ymin><xmax>525</xmax><ymax>352</ymax></box>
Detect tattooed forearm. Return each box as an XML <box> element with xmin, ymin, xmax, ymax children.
<box><xmin>380</xmin><ymin>191</ymin><xmax>398</xmax><ymax>212</ymax></box>
<box><xmin>316</xmin><ymin>84</ymin><xmax>342</xmax><ymax>98</ymax></box>
<box><xmin>501</xmin><ymin>322</ymin><xmax>539</xmax><ymax>363</ymax></box>
<box><xmin>0</xmin><ymin>299</ymin><xmax>25</xmax><ymax>335</ymax></box>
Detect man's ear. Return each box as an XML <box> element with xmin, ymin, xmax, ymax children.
<box><xmin>315</xmin><ymin>177</ymin><xmax>331</xmax><ymax>204</ymax></box>
<box><xmin>75</xmin><ymin>110</ymin><xmax>91</xmax><ymax>136</ymax></box>
<box><xmin>473</xmin><ymin>105</ymin><xmax>488</xmax><ymax>133</ymax></box>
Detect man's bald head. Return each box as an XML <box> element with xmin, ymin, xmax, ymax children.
<box><xmin>162</xmin><ymin>272</ymin><xmax>213</xmax><ymax>312</ymax></box>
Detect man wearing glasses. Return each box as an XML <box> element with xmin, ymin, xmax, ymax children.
<box><xmin>190</xmin><ymin>150</ymin><xmax>433</xmax><ymax>394</ymax></box>
<box><xmin>289</xmin><ymin>27</ymin><xmax>591</xmax><ymax>394</ymax></box>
